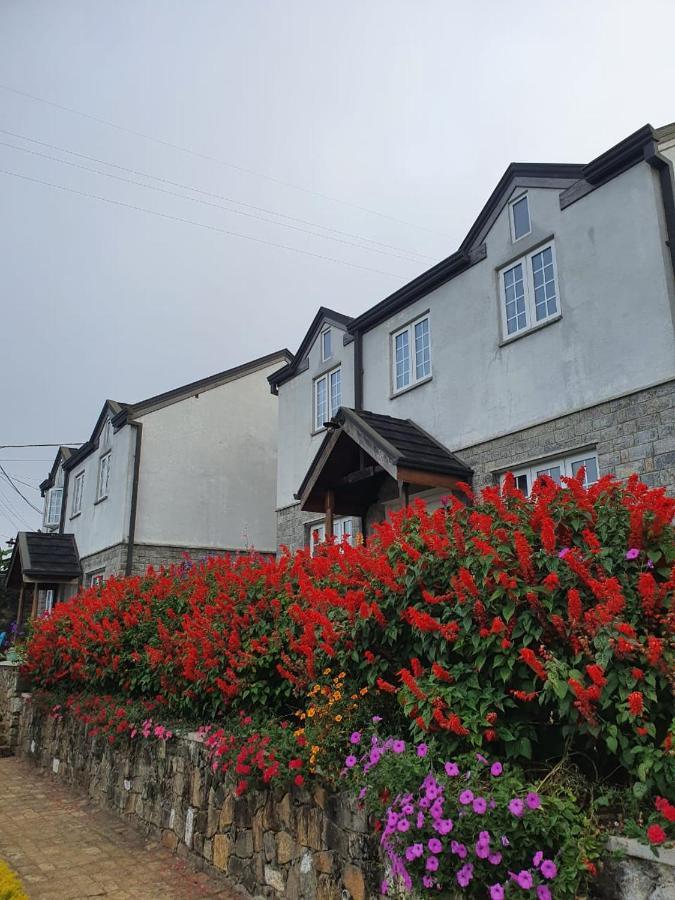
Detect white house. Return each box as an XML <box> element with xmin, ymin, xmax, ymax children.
<box><xmin>24</xmin><ymin>349</ymin><xmax>290</xmax><ymax>604</ymax></box>
<box><xmin>270</xmin><ymin>121</ymin><xmax>675</xmax><ymax>551</ymax></box>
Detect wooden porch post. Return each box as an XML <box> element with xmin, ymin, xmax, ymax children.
<box><xmin>16</xmin><ymin>583</ymin><xmax>25</xmax><ymax>628</ymax></box>
<box><xmin>324</xmin><ymin>490</ymin><xmax>335</xmax><ymax>538</ymax></box>
<box><xmin>30</xmin><ymin>583</ymin><xmax>39</xmax><ymax>619</ymax></box>
<box><xmin>399</xmin><ymin>481</ymin><xmax>410</xmax><ymax>509</ymax></box>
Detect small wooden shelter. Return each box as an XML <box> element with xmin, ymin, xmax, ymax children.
<box><xmin>4</xmin><ymin>532</ymin><xmax>82</xmax><ymax>626</ymax></box>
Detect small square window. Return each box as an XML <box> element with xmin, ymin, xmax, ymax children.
<box><xmin>510</xmin><ymin>195</ymin><xmax>531</xmax><ymax>241</ymax></box>
<box><xmin>321</xmin><ymin>328</ymin><xmax>332</xmax><ymax>361</ymax></box>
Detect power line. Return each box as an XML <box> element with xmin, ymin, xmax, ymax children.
<box><xmin>0</xmin><ymin>458</ymin><xmax>53</xmax><ymax>462</ymax></box>
<box><xmin>0</xmin><ymin>443</ymin><xmax>83</xmax><ymax>448</ymax></box>
<box><xmin>0</xmin><ymin>463</ymin><xmax>43</xmax><ymax>514</ymax></box>
<box><xmin>0</xmin><ymin>82</ymin><xmax>450</xmax><ymax>239</ymax></box>
<box><xmin>0</xmin><ymin>484</ymin><xmax>34</xmax><ymax>530</ymax></box>
<box><xmin>2</xmin><ymin>475</ymin><xmax>41</xmax><ymax>492</ymax></box>
<box><xmin>0</xmin><ymin>167</ymin><xmax>406</xmax><ymax>279</ymax></box>
<box><xmin>0</xmin><ymin>128</ymin><xmax>435</xmax><ymax>263</ymax></box>
<box><xmin>0</xmin><ymin>138</ymin><xmax>429</xmax><ymax>265</ymax></box>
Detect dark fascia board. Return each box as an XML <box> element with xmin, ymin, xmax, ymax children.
<box><xmin>63</xmin><ymin>399</ymin><xmax>127</xmax><ymax>472</ymax></box>
<box><xmin>348</xmin><ymin>163</ymin><xmax>583</xmax><ymax>335</ymax></box>
<box><xmin>115</xmin><ymin>348</ymin><xmax>291</xmax><ymax>423</ymax></box>
<box><xmin>268</xmin><ymin>307</ymin><xmax>353</xmax><ymax>393</ymax></box>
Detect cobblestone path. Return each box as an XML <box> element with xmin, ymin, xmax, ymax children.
<box><xmin>0</xmin><ymin>757</ymin><xmax>242</xmax><ymax>899</ymax></box>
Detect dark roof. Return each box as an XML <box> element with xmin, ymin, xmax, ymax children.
<box><xmin>6</xmin><ymin>532</ymin><xmax>81</xmax><ymax>583</ymax></box>
<box><xmin>63</xmin><ymin>400</ymin><xmax>128</xmax><ymax>472</ymax></box>
<box><xmin>296</xmin><ymin>406</ymin><xmax>472</xmax><ymax>502</ymax></box>
<box><xmin>348</xmin><ymin>122</ymin><xmax>675</xmax><ymax>335</ymax></box>
<box><xmin>269</xmin><ymin>307</ymin><xmax>353</xmax><ymax>393</ymax></box>
<box><xmin>40</xmin><ymin>446</ymin><xmax>79</xmax><ymax>494</ymax></box>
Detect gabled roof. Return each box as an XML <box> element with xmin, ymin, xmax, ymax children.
<box><xmin>296</xmin><ymin>407</ymin><xmax>472</xmax><ymax>513</ymax></box>
<box><xmin>348</xmin><ymin>122</ymin><xmax>675</xmax><ymax>335</ymax></box>
<box><xmin>5</xmin><ymin>532</ymin><xmax>81</xmax><ymax>586</ymax></box>
<box><xmin>63</xmin><ymin>399</ymin><xmax>128</xmax><ymax>472</ymax></box>
<box><xmin>40</xmin><ymin>446</ymin><xmax>79</xmax><ymax>494</ymax></box>
<box><xmin>268</xmin><ymin>307</ymin><xmax>353</xmax><ymax>393</ymax></box>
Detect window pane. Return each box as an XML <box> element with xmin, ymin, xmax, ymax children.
<box><xmin>310</xmin><ymin>524</ymin><xmax>326</xmax><ymax>555</ymax></box>
<box><xmin>512</xmin><ymin>196</ymin><xmax>530</xmax><ymax>240</ymax></box>
<box><xmin>315</xmin><ymin>377</ymin><xmax>327</xmax><ymax>429</ymax></box>
<box><xmin>329</xmin><ymin>368</ymin><xmax>341</xmax><ymax>416</ymax></box>
<box><xmin>322</xmin><ymin>329</ymin><xmax>332</xmax><ymax>360</ymax></box>
<box><xmin>504</xmin><ymin>264</ymin><xmax>527</xmax><ymax>334</ymax></box>
<box><xmin>414</xmin><ymin>318</ymin><xmax>431</xmax><ymax>380</ymax></box>
<box><xmin>531</xmin><ymin>247</ymin><xmax>557</xmax><ymax>320</ymax></box>
<box><xmin>515</xmin><ymin>473</ymin><xmax>529</xmax><ymax>495</ymax></box>
<box><xmin>47</xmin><ymin>488</ymin><xmax>63</xmax><ymax>524</ymax></box>
<box><xmin>536</xmin><ymin>465</ymin><xmax>562</xmax><ymax>484</ymax></box>
<box><xmin>395</xmin><ymin>330</ymin><xmax>410</xmax><ymax>390</ymax></box>
<box><xmin>571</xmin><ymin>456</ymin><xmax>599</xmax><ymax>486</ymax></box>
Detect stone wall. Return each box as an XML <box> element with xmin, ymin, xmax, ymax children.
<box><xmin>0</xmin><ymin>662</ymin><xmax>29</xmax><ymax>753</ymax></box>
<box><xmin>459</xmin><ymin>379</ymin><xmax>675</xmax><ymax>494</ymax></box>
<box><xmin>276</xmin><ymin>503</ymin><xmax>321</xmax><ymax>554</ymax></box>
<box><xmin>79</xmin><ymin>543</ymin><xmax>275</xmax><ymax>581</ymax></box>
<box><xmin>17</xmin><ymin>700</ymin><xmax>377</xmax><ymax>899</ymax></box>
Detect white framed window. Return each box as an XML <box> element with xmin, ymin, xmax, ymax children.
<box><xmin>37</xmin><ymin>589</ymin><xmax>55</xmax><ymax>616</ymax></box>
<box><xmin>503</xmin><ymin>451</ymin><xmax>599</xmax><ymax>497</ymax></box>
<box><xmin>309</xmin><ymin>517</ymin><xmax>354</xmax><ymax>554</ymax></box>
<box><xmin>100</xmin><ymin>418</ymin><xmax>113</xmax><ymax>450</ymax></box>
<box><xmin>45</xmin><ymin>488</ymin><xmax>63</xmax><ymax>527</ymax></box>
<box><xmin>500</xmin><ymin>243</ymin><xmax>559</xmax><ymax>338</ymax></box>
<box><xmin>392</xmin><ymin>314</ymin><xmax>431</xmax><ymax>393</ymax></box>
<box><xmin>313</xmin><ymin>366</ymin><xmax>341</xmax><ymax>431</ymax></box>
<box><xmin>509</xmin><ymin>194</ymin><xmax>531</xmax><ymax>242</ymax></box>
<box><xmin>72</xmin><ymin>471</ymin><xmax>84</xmax><ymax>515</ymax></box>
<box><xmin>321</xmin><ymin>328</ymin><xmax>332</xmax><ymax>362</ymax></box>
<box><xmin>97</xmin><ymin>452</ymin><xmax>111</xmax><ymax>500</ymax></box>
<box><xmin>88</xmin><ymin>570</ymin><xmax>105</xmax><ymax>587</ymax></box>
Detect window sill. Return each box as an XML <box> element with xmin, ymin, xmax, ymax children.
<box><xmin>499</xmin><ymin>314</ymin><xmax>562</xmax><ymax>347</ymax></box>
<box><xmin>94</xmin><ymin>496</ymin><xmax>108</xmax><ymax>506</ymax></box>
<box><xmin>390</xmin><ymin>374</ymin><xmax>432</xmax><ymax>399</ymax></box>
<box><xmin>69</xmin><ymin>512</ymin><xmax>82</xmax><ymax>520</ymax></box>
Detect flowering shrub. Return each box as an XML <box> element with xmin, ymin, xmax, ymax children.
<box><xmin>40</xmin><ymin>693</ymin><xmax>176</xmax><ymax>747</ymax></box>
<box><xmin>341</xmin><ymin>725</ymin><xmax>600</xmax><ymax>898</ymax></box>
<box><xmin>23</xmin><ymin>474</ymin><xmax>674</xmax><ymax>796</ymax></box>
<box><xmin>0</xmin><ymin>859</ymin><xmax>28</xmax><ymax>900</ymax></box>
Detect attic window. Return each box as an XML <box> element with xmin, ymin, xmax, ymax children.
<box><xmin>321</xmin><ymin>328</ymin><xmax>332</xmax><ymax>362</ymax></box>
<box><xmin>509</xmin><ymin>194</ymin><xmax>531</xmax><ymax>242</ymax></box>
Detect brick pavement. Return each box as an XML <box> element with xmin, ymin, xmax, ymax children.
<box><xmin>0</xmin><ymin>757</ymin><xmax>243</xmax><ymax>899</ymax></box>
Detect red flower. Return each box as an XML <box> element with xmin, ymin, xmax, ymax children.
<box><xmin>288</xmin><ymin>758</ymin><xmax>303</xmax><ymax>769</ymax></box>
<box><xmin>647</xmin><ymin>824</ymin><xmax>666</xmax><ymax>845</ymax></box>
<box><xmin>294</xmin><ymin>774</ymin><xmax>305</xmax><ymax>787</ymax></box>
<box><xmin>627</xmin><ymin>691</ymin><xmax>644</xmax><ymax>717</ymax></box>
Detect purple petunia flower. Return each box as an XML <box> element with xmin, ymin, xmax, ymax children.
<box><xmin>533</xmin><ymin>851</ymin><xmax>543</xmax><ymax>868</ymax></box>
<box><xmin>489</xmin><ymin>886</ymin><xmax>505</xmax><ymax>900</ymax></box>
<box><xmin>540</xmin><ymin>860</ymin><xmax>557</xmax><ymax>880</ymax></box>
<box><xmin>428</xmin><ymin>838</ymin><xmax>442</xmax><ymax>854</ymax></box>
<box><xmin>526</xmin><ymin>792</ymin><xmax>541</xmax><ymax>810</ymax></box>
<box><xmin>380</xmin><ymin>880</ymin><xmax>388</xmax><ymax>895</ymax></box>
<box><xmin>473</xmin><ymin>796</ymin><xmax>487</xmax><ymax>814</ymax></box>
<box><xmin>444</xmin><ymin>761</ymin><xmax>460</xmax><ymax>777</ymax></box>
<box><xmin>451</xmin><ymin>841</ymin><xmax>467</xmax><ymax>859</ymax></box>
<box><xmin>501</xmin><ymin>835</ymin><xmax>510</xmax><ymax>847</ymax></box>
<box><xmin>396</xmin><ymin>818</ymin><xmax>410</xmax><ymax>832</ymax></box>
<box><xmin>416</xmin><ymin>812</ymin><xmax>425</xmax><ymax>829</ymax></box>
<box><xmin>475</xmin><ymin>841</ymin><xmax>490</xmax><ymax>859</ymax></box>
<box><xmin>537</xmin><ymin>887</ymin><xmax>552</xmax><ymax>900</ymax></box>
<box><xmin>625</xmin><ymin>547</ymin><xmax>640</xmax><ymax>560</ymax></box>
<box><xmin>508</xmin><ymin>798</ymin><xmax>524</xmax><ymax>817</ymax></box>
<box><xmin>459</xmin><ymin>790</ymin><xmax>474</xmax><ymax>805</ymax></box>
<box><xmin>426</xmin><ymin>856</ymin><xmax>439</xmax><ymax>872</ymax></box>
<box><xmin>489</xmin><ymin>852</ymin><xmax>502</xmax><ymax>866</ymax></box>
<box><xmin>456</xmin><ymin>864</ymin><xmax>474</xmax><ymax>888</ymax></box>
<box><xmin>513</xmin><ymin>870</ymin><xmax>533</xmax><ymax>889</ymax></box>
<box><xmin>422</xmin><ymin>876</ymin><xmax>434</xmax><ymax>889</ymax></box>
<box><xmin>647</xmin><ymin>559</ymin><xmax>654</xmax><ymax>569</ymax></box>
<box><xmin>435</xmin><ymin>818</ymin><xmax>453</xmax><ymax>835</ymax></box>
<box><xmin>476</xmin><ymin>752</ymin><xmax>488</xmax><ymax>764</ymax></box>
<box><xmin>345</xmin><ymin>755</ymin><xmax>357</xmax><ymax>768</ymax></box>
<box><xmin>372</xmin><ymin>715</ymin><xmax>383</xmax><ymax>723</ymax></box>
<box><xmin>558</xmin><ymin>546</ymin><xmax>570</xmax><ymax>558</ymax></box>
<box><xmin>417</xmin><ymin>742</ymin><xmax>428</xmax><ymax>757</ymax></box>
<box><xmin>392</xmin><ymin>740</ymin><xmax>406</xmax><ymax>754</ymax></box>
<box><xmin>491</xmin><ymin>762</ymin><xmax>503</xmax><ymax>777</ymax></box>
<box><xmin>358</xmin><ymin>787</ymin><xmax>367</xmax><ymax>800</ymax></box>
<box><xmin>350</xmin><ymin>731</ymin><xmax>361</xmax><ymax>744</ymax></box>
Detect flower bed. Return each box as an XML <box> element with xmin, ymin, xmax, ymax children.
<box><xmin>21</xmin><ymin>473</ymin><xmax>675</xmax><ymax>894</ymax></box>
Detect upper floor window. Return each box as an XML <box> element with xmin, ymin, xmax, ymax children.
<box><xmin>509</xmin><ymin>194</ymin><xmax>531</xmax><ymax>242</ymax></box>
<box><xmin>503</xmin><ymin>451</ymin><xmax>599</xmax><ymax>497</ymax></box>
<box><xmin>309</xmin><ymin>517</ymin><xmax>353</xmax><ymax>555</ymax></box>
<box><xmin>321</xmin><ymin>328</ymin><xmax>332</xmax><ymax>362</ymax></box>
<box><xmin>500</xmin><ymin>243</ymin><xmax>559</xmax><ymax>338</ymax></box>
<box><xmin>44</xmin><ymin>488</ymin><xmax>63</xmax><ymax>527</ymax></box>
<box><xmin>97</xmin><ymin>452</ymin><xmax>111</xmax><ymax>500</ymax></box>
<box><xmin>72</xmin><ymin>471</ymin><xmax>84</xmax><ymax>515</ymax></box>
<box><xmin>100</xmin><ymin>418</ymin><xmax>113</xmax><ymax>450</ymax></box>
<box><xmin>314</xmin><ymin>366</ymin><xmax>341</xmax><ymax>431</ymax></box>
<box><xmin>392</xmin><ymin>314</ymin><xmax>431</xmax><ymax>393</ymax></box>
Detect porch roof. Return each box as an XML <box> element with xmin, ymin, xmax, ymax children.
<box><xmin>5</xmin><ymin>532</ymin><xmax>82</xmax><ymax>587</ymax></box>
<box><xmin>296</xmin><ymin>407</ymin><xmax>472</xmax><ymax>514</ymax></box>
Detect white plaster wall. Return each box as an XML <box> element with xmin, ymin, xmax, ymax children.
<box><xmin>64</xmin><ymin>424</ymin><xmax>135</xmax><ymax>559</ymax></box>
<box><xmin>134</xmin><ymin>358</ymin><xmax>284</xmax><ymax>552</ymax></box>
<box><xmin>276</xmin><ymin>326</ymin><xmax>354</xmax><ymax>508</ymax></box>
<box><xmin>361</xmin><ymin>161</ymin><xmax>675</xmax><ymax>452</ymax></box>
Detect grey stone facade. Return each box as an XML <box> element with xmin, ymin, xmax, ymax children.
<box><xmin>276</xmin><ymin>379</ymin><xmax>675</xmax><ymax>551</ymax></box>
<box><xmin>79</xmin><ymin>542</ymin><xmax>128</xmax><ymax>582</ymax></box>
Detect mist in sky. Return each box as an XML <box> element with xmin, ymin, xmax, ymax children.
<box><xmin>1</xmin><ymin>0</ymin><xmax>674</xmax><ymax>541</ymax></box>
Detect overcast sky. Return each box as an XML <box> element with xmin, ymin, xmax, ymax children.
<box><xmin>1</xmin><ymin>0</ymin><xmax>675</xmax><ymax>541</ymax></box>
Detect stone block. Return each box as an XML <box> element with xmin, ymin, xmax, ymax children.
<box><xmin>264</xmin><ymin>865</ymin><xmax>286</xmax><ymax>893</ymax></box>
<box><xmin>235</xmin><ymin>829</ymin><xmax>254</xmax><ymax>859</ymax></box>
<box><xmin>161</xmin><ymin>829</ymin><xmax>178</xmax><ymax>852</ymax></box>
<box><xmin>297</xmin><ymin>805</ymin><xmax>325</xmax><ymax>851</ymax></box>
<box><xmin>342</xmin><ymin>864</ymin><xmax>366</xmax><ymax>900</ymax></box>
<box><xmin>220</xmin><ymin>794</ymin><xmax>235</xmax><ymax>828</ymax></box>
<box><xmin>212</xmin><ymin>834</ymin><xmax>233</xmax><ymax>871</ymax></box>
<box><xmin>315</xmin><ymin>851</ymin><xmax>334</xmax><ymax>874</ymax></box>
<box><xmin>276</xmin><ymin>831</ymin><xmax>298</xmax><ymax>865</ymax></box>
<box><xmin>263</xmin><ymin>830</ymin><xmax>276</xmax><ymax>863</ymax></box>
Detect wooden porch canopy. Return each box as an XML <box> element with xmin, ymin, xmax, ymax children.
<box><xmin>5</xmin><ymin>532</ymin><xmax>81</xmax><ymax>624</ymax></box>
<box><xmin>296</xmin><ymin>407</ymin><xmax>473</xmax><ymax>531</ymax></box>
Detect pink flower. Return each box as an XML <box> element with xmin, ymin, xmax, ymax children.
<box><xmin>428</xmin><ymin>838</ymin><xmax>442</xmax><ymax>854</ymax></box>
<box><xmin>445</xmin><ymin>762</ymin><xmax>460</xmax><ymax>777</ymax></box>
<box><xmin>558</xmin><ymin>547</ymin><xmax>570</xmax><ymax>558</ymax></box>
<box><xmin>513</xmin><ymin>870</ymin><xmax>533</xmax><ymax>889</ymax></box>
<box><xmin>350</xmin><ymin>732</ymin><xmax>361</xmax><ymax>744</ymax></box>
<box><xmin>625</xmin><ymin>548</ymin><xmax>640</xmax><ymax>560</ymax></box>
<box><xmin>489</xmin><ymin>886</ymin><xmax>505</xmax><ymax>900</ymax></box>
<box><xmin>537</xmin><ymin>888</ymin><xmax>552</xmax><ymax>900</ymax></box>
<box><xmin>426</xmin><ymin>856</ymin><xmax>439</xmax><ymax>872</ymax></box>
<box><xmin>508</xmin><ymin>798</ymin><xmax>524</xmax><ymax>817</ymax></box>
<box><xmin>533</xmin><ymin>851</ymin><xmax>543</xmax><ymax>867</ymax></box>
<box><xmin>489</xmin><ymin>852</ymin><xmax>502</xmax><ymax>865</ymax></box>
<box><xmin>345</xmin><ymin>755</ymin><xmax>357</xmax><ymax>768</ymax></box>
<box><xmin>459</xmin><ymin>790</ymin><xmax>474</xmax><ymax>805</ymax></box>
<box><xmin>490</xmin><ymin>762</ymin><xmax>503</xmax><ymax>777</ymax></box>
<box><xmin>473</xmin><ymin>797</ymin><xmax>487</xmax><ymax>814</ymax></box>
<box><xmin>540</xmin><ymin>860</ymin><xmax>557</xmax><ymax>880</ymax></box>
<box><xmin>526</xmin><ymin>792</ymin><xmax>541</xmax><ymax>809</ymax></box>
<box><xmin>417</xmin><ymin>743</ymin><xmax>428</xmax><ymax>757</ymax></box>
<box><xmin>392</xmin><ymin>740</ymin><xmax>405</xmax><ymax>754</ymax></box>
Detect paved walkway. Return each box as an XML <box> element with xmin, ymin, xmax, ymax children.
<box><xmin>0</xmin><ymin>757</ymin><xmax>242</xmax><ymax>899</ymax></box>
